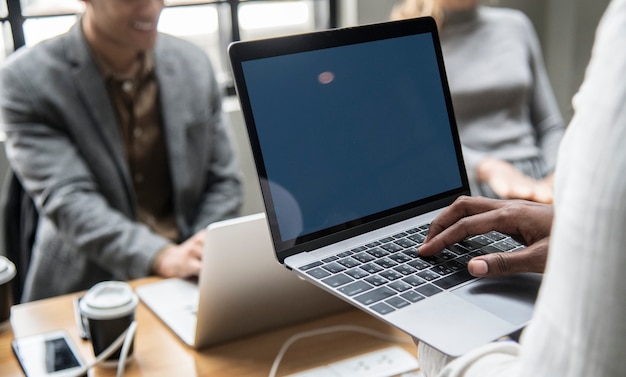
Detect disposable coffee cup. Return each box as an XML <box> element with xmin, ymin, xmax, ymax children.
<box><xmin>0</xmin><ymin>256</ymin><xmax>16</xmax><ymax>330</ymax></box>
<box><xmin>79</xmin><ymin>281</ymin><xmax>138</xmax><ymax>367</ymax></box>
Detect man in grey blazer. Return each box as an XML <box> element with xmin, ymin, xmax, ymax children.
<box><xmin>0</xmin><ymin>0</ymin><xmax>242</xmax><ymax>301</ymax></box>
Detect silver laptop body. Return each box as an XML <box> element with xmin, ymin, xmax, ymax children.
<box><xmin>137</xmin><ymin>213</ymin><xmax>349</xmax><ymax>349</ymax></box>
<box><xmin>228</xmin><ymin>17</ymin><xmax>541</xmax><ymax>357</ymax></box>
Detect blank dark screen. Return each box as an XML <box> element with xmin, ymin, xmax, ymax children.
<box><xmin>242</xmin><ymin>33</ymin><xmax>462</xmax><ymax>242</ymax></box>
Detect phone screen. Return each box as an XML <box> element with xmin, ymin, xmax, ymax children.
<box><xmin>12</xmin><ymin>331</ymin><xmax>85</xmax><ymax>376</ymax></box>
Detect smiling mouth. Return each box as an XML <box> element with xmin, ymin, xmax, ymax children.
<box><xmin>132</xmin><ymin>21</ymin><xmax>157</xmax><ymax>31</ymax></box>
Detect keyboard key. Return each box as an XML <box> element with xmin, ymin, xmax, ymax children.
<box><xmin>437</xmin><ymin>249</ymin><xmax>458</xmax><ymax>261</ymax></box>
<box><xmin>417</xmin><ymin>269</ymin><xmax>440</xmax><ymax>281</ymax></box>
<box><xmin>322</xmin><ymin>262</ymin><xmax>346</xmax><ymax>273</ymax></box>
<box><xmin>394</xmin><ymin>238</ymin><xmax>417</xmax><ymax>248</ymax></box>
<box><xmin>381</xmin><ymin>243</ymin><xmax>403</xmax><ymax>253</ymax></box>
<box><xmin>469</xmin><ymin>235</ymin><xmax>492</xmax><ymax>246</ymax></box>
<box><xmin>430</xmin><ymin>265</ymin><xmax>455</xmax><ymax>276</ymax></box>
<box><xmin>374</xmin><ymin>257</ymin><xmax>398</xmax><ymax>269</ymax></box>
<box><xmin>307</xmin><ymin>267</ymin><xmax>330</xmax><ymax>279</ymax></box>
<box><xmin>480</xmin><ymin>245</ymin><xmax>502</xmax><ymax>254</ymax></box>
<box><xmin>407</xmin><ymin>259</ymin><xmax>430</xmax><ymax>270</ymax></box>
<box><xmin>447</xmin><ymin>244</ymin><xmax>470</xmax><ymax>255</ymax></box>
<box><xmin>389</xmin><ymin>253</ymin><xmax>412</xmax><ymax>264</ymax></box>
<box><xmin>371</xmin><ymin>302</ymin><xmax>395</xmax><ymax>315</ymax></box>
<box><xmin>415</xmin><ymin>284</ymin><xmax>443</xmax><ymax>297</ymax></box>
<box><xmin>353</xmin><ymin>252</ymin><xmax>376</xmax><ymax>263</ymax></box>
<box><xmin>366</xmin><ymin>247</ymin><xmax>388</xmax><ymax>258</ymax></box>
<box><xmin>408</xmin><ymin>233</ymin><xmax>426</xmax><ymax>243</ymax></box>
<box><xmin>402</xmin><ymin>275</ymin><xmax>426</xmax><ymax>287</ymax></box>
<box><xmin>337</xmin><ymin>250</ymin><xmax>353</xmax><ymax>258</ymax></box>
<box><xmin>401</xmin><ymin>290</ymin><xmax>425</xmax><ymax>303</ymax></box>
<box><xmin>421</xmin><ymin>256</ymin><xmax>445</xmax><ymax>266</ymax></box>
<box><xmin>339</xmin><ymin>281</ymin><xmax>374</xmax><ymax>296</ymax></box>
<box><xmin>459</xmin><ymin>239</ymin><xmax>484</xmax><ymax>251</ymax></box>
<box><xmin>386</xmin><ymin>296</ymin><xmax>410</xmax><ymax>309</ymax></box>
<box><xmin>322</xmin><ymin>256</ymin><xmax>338</xmax><ymax>263</ymax></box>
<box><xmin>322</xmin><ymin>274</ymin><xmax>353</xmax><ymax>288</ymax></box>
<box><xmin>392</xmin><ymin>232</ymin><xmax>408</xmax><ymax>239</ymax></box>
<box><xmin>484</xmin><ymin>231</ymin><xmax>506</xmax><ymax>241</ymax></box>
<box><xmin>379</xmin><ymin>270</ymin><xmax>403</xmax><ymax>281</ymax></box>
<box><xmin>455</xmin><ymin>254</ymin><xmax>473</xmax><ymax>264</ymax></box>
<box><xmin>432</xmin><ymin>270</ymin><xmax>475</xmax><ymax>290</ymax></box>
<box><xmin>493</xmin><ymin>239</ymin><xmax>520</xmax><ymax>251</ymax></box>
<box><xmin>361</xmin><ymin>263</ymin><xmax>384</xmax><ymax>274</ymax></box>
<box><xmin>338</xmin><ymin>257</ymin><xmax>360</xmax><ymax>268</ymax></box>
<box><xmin>388</xmin><ymin>280</ymin><xmax>413</xmax><ymax>292</ymax></box>
<box><xmin>403</xmin><ymin>248</ymin><xmax>420</xmax><ymax>258</ymax></box>
<box><xmin>355</xmin><ymin>286</ymin><xmax>396</xmax><ymax>305</ymax></box>
<box><xmin>345</xmin><ymin>268</ymin><xmax>369</xmax><ymax>279</ymax></box>
<box><xmin>442</xmin><ymin>260</ymin><xmax>465</xmax><ymax>272</ymax></box>
<box><xmin>393</xmin><ymin>264</ymin><xmax>417</xmax><ymax>276</ymax></box>
<box><xmin>469</xmin><ymin>249</ymin><xmax>488</xmax><ymax>257</ymax></box>
<box><xmin>365</xmin><ymin>275</ymin><xmax>387</xmax><ymax>286</ymax></box>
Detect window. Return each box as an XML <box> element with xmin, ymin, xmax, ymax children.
<box><xmin>0</xmin><ymin>23</ymin><xmax>10</xmax><ymax>63</ymax></box>
<box><xmin>238</xmin><ymin>1</ymin><xmax>316</xmax><ymax>40</ymax></box>
<box><xmin>23</xmin><ymin>15</ymin><xmax>77</xmax><ymax>46</ymax></box>
<box><xmin>4</xmin><ymin>0</ymin><xmax>338</xmax><ymax>93</ymax></box>
<box><xmin>1</xmin><ymin>1</ymin><xmax>11</xmax><ymax>61</ymax></box>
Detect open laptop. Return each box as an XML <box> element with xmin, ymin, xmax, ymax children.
<box><xmin>228</xmin><ymin>17</ymin><xmax>542</xmax><ymax>357</ymax></box>
<box><xmin>137</xmin><ymin>212</ymin><xmax>350</xmax><ymax>349</ymax></box>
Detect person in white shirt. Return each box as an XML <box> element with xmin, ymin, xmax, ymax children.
<box><xmin>414</xmin><ymin>0</ymin><xmax>626</xmax><ymax>375</ymax></box>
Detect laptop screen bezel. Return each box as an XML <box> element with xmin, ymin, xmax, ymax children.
<box><xmin>228</xmin><ymin>17</ymin><xmax>470</xmax><ymax>263</ymax></box>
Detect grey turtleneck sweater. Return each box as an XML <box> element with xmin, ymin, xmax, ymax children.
<box><xmin>439</xmin><ymin>6</ymin><xmax>564</xmax><ymax>193</ymax></box>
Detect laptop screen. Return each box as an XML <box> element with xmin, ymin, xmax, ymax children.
<box><xmin>230</xmin><ymin>17</ymin><xmax>468</xmax><ymax>258</ymax></box>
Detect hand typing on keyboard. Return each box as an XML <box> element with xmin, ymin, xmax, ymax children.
<box><xmin>419</xmin><ymin>196</ymin><xmax>553</xmax><ymax>278</ymax></box>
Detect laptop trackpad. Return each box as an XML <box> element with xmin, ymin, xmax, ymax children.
<box><xmin>452</xmin><ymin>273</ymin><xmax>542</xmax><ymax>326</ymax></box>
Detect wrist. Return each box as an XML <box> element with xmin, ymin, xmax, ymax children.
<box><xmin>151</xmin><ymin>244</ymin><xmax>175</xmax><ymax>276</ymax></box>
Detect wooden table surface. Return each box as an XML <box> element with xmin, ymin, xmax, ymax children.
<box><xmin>0</xmin><ymin>277</ymin><xmax>418</xmax><ymax>377</ymax></box>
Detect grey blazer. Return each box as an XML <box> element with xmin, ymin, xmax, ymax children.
<box><xmin>0</xmin><ymin>24</ymin><xmax>242</xmax><ymax>301</ymax></box>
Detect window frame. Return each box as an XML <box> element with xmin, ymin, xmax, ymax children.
<box><xmin>1</xmin><ymin>0</ymin><xmax>339</xmax><ymax>94</ymax></box>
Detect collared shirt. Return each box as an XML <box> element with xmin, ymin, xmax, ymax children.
<box><xmin>96</xmin><ymin>52</ymin><xmax>180</xmax><ymax>242</ymax></box>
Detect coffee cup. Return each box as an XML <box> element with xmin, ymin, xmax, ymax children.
<box><xmin>79</xmin><ymin>281</ymin><xmax>138</xmax><ymax>367</ymax></box>
<box><xmin>0</xmin><ymin>256</ymin><xmax>16</xmax><ymax>330</ymax></box>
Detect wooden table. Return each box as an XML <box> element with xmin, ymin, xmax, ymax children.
<box><xmin>0</xmin><ymin>277</ymin><xmax>418</xmax><ymax>376</ymax></box>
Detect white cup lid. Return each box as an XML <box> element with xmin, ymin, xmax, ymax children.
<box><xmin>0</xmin><ymin>256</ymin><xmax>16</xmax><ymax>285</ymax></box>
<box><xmin>80</xmin><ymin>281</ymin><xmax>138</xmax><ymax>320</ymax></box>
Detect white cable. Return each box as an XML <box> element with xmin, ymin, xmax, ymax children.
<box><xmin>268</xmin><ymin>324</ymin><xmax>412</xmax><ymax>377</ymax></box>
<box><xmin>116</xmin><ymin>321</ymin><xmax>138</xmax><ymax>377</ymax></box>
<box><xmin>71</xmin><ymin>320</ymin><xmax>138</xmax><ymax>377</ymax></box>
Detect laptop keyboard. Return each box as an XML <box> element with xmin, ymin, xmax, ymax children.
<box><xmin>299</xmin><ymin>224</ymin><xmax>524</xmax><ymax>315</ymax></box>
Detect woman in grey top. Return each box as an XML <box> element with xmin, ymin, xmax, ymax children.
<box><xmin>392</xmin><ymin>0</ymin><xmax>564</xmax><ymax>203</ymax></box>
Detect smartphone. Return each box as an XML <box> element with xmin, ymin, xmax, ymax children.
<box><xmin>12</xmin><ymin>330</ymin><xmax>86</xmax><ymax>377</ymax></box>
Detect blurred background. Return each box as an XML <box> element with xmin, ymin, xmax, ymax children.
<box><xmin>0</xmin><ymin>0</ymin><xmax>613</xmax><ymax>217</ymax></box>
<box><xmin>0</xmin><ymin>0</ymin><xmax>612</xmax><ymax>121</ymax></box>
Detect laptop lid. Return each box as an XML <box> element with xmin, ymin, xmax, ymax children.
<box><xmin>228</xmin><ymin>17</ymin><xmax>469</xmax><ymax>264</ymax></box>
<box><xmin>138</xmin><ymin>213</ymin><xmax>350</xmax><ymax>349</ymax></box>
